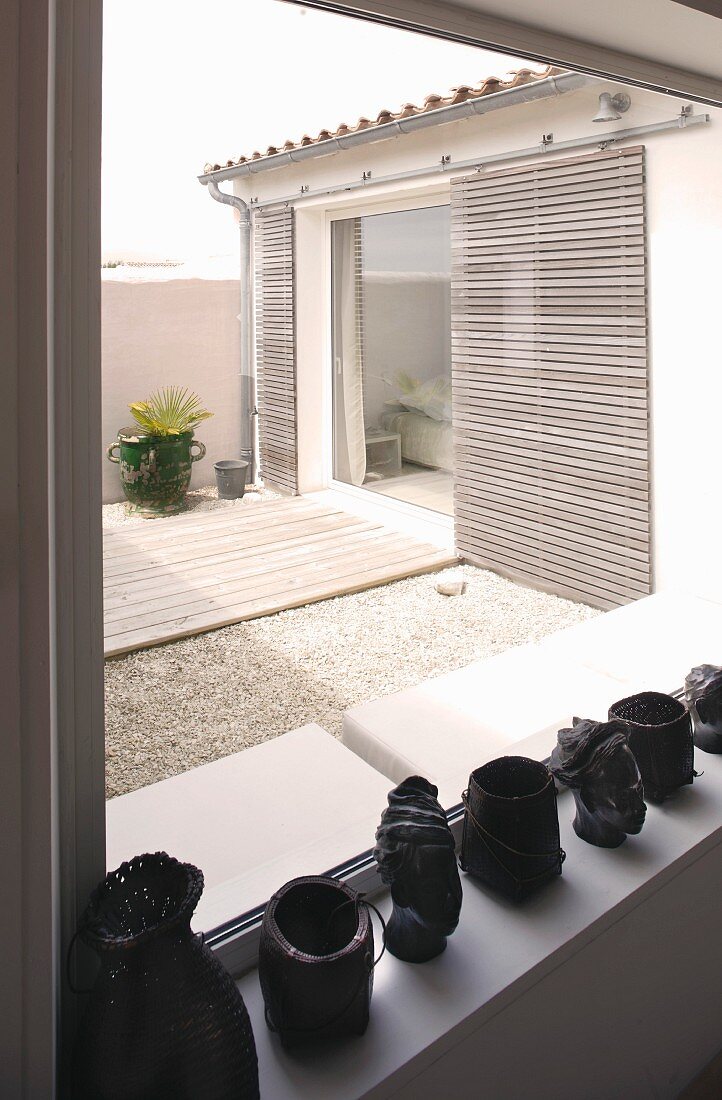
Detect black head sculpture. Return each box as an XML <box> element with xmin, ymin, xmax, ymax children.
<box><xmin>685</xmin><ymin>664</ymin><xmax>722</xmax><ymax>754</ymax></box>
<box><xmin>374</xmin><ymin>776</ymin><xmax>462</xmax><ymax>963</ymax></box>
<box><xmin>549</xmin><ymin>719</ymin><xmax>646</xmax><ymax>848</ymax></box>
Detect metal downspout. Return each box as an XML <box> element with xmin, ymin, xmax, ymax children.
<box><xmin>205</xmin><ymin>179</ymin><xmax>257</xmax><ymax>484</ymax></box>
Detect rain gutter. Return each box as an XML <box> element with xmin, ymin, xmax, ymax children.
<box><xmin>197</xmin><ymin>70</ymin><xmax>594</xmax><ymax>185</ymax></box>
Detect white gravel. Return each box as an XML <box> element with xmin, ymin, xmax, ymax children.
<box><xmin>102</xmin><ymin>483</ymin><xmax>282</xmax><ymax>529</ymax></box>
<box><xmin>105</xmin><ymin>563</ymin><xmax>599</xmax><ymax>799</ymax></box>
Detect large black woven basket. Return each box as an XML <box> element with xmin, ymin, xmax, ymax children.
<box><xmin>608</xmin><ymin>691</ymin><xmax>694</xmax><ymax>802</ymax></box>
<box><xmin>259</xmin><ymin>875</ymin><xmax>374</xmax><ymax>1048</ymax></box>
<box><xmin>72</xmin><ymin>852</ymin><xmax>259</xmax><ymax>1100</ymax></box>
<box><xmin>460</xmin><ymin>756</ymin><xmax>564</xmax><ymax>902</ymax></box>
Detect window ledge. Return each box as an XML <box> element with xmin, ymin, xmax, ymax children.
<box><xmin>237</xmin><ymin>728</ymin><xmax>722</xmax><ymax>1099</ymax></box>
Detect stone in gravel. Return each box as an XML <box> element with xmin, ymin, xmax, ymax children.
<box><xmin>436</xmin><ymin>577</ymin><xmax>467</xmax><ymax>597</ymax></box>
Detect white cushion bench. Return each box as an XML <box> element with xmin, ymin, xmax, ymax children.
<box><xmin>106</xmin><ymin>723</ymin><xmax>393</xmax><ymax>933</ymax></box>
<box><xmin>342</xmin><ymin>592</ymin><xmax>722</xmax><ymax>808</ymax></box>
<box><xmin>538</xmin><ymin>590</ymin><xmax>722</xmax><ymax>694</ymax></box>
<box><xmin>342</xmin><ymin>644</ymin><xmax>632</xmax><ymax>808</ymax></box>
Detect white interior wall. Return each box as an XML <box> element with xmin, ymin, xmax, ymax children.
<box><xmin>101</xmin><ymin>277</ymin><xmax>243</xmax><ymax>504</ymax></box>
<box><xmin>362</xmin><ymin>272</ymin><xmax>451</xmax><ymax>429</ymax></box>
<box><xmin>237</xmin><ymin>82</ymin><xmax>722</xmax><ymax>602</ymax></box>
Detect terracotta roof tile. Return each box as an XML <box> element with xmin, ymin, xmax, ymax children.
<box><xmin>204</xmin><ymin>65</ymin><xmax>561</xmax><ymax>174</ymax></box>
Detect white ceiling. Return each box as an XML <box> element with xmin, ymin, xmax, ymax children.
<box><xmin>291</xmin><ymin>1</ymin><xmax>722</xmax><ymax>97</ymax></box>
<box><xmin>450</xmin><ymin>0</ymin><xmax>722</xmax><ymax>81</ymax></box>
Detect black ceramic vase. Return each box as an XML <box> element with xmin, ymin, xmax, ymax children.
<box><xmin>685</xmin><ymin>664</ymin><xmax>722</xmax><ymax>754</ymax></box>
<box><xmin>374</xmin><ymin>775</ymin><xmax>461</xmax><ymax>963</ymax></box>
<box><xmin>259</xmin><ymin>875</ymin><xmax>375</xmax><ymax>1048</ymax></box>
<box><xmin>72</xmin><ymin>852</ymin><xmax>259</xmax><ymax>1100</ymax></box>
<box><xmin>460</xmin><ymin>756</ymin><xmax>564</xmax><ymax>901</ymax></box>
<box><xmin>608</xmin><ymin>692</ymin><xmax>694</xmax><ymax>802</ymax></box>
<box><xmin>550</xmin><ymin>718</ymin><xmax>646</xmax><ymax>848</ymax></box>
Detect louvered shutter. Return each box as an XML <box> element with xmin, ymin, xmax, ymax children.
<box><xmin>451</xmin><ymin>146</ymin><xmax>650</xmax><ymax>610</ymax></box>
<box><xmin>255</xmin><ymin>207</ymin><xmax>298</xmax><ymax>493</ymax></box>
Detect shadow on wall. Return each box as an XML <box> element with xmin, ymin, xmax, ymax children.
<box><xmin>102</xmin><ymin>277</ymin><xmax>242</xmax><ymax>504</ymax></box>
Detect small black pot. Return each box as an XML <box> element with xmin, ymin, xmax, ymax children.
<box><xmin>608</xmin><ymin>692</ymin><xmax>694</xmax><ymax>802</ymax></box>
<box><xmin>460</xmin><ymin>756</ymin><xmax>564</xmax><ymax>902</ymax></box>
<box><xmin>259</xmin><ymin>876</ymin><xmax>375</xmax><ymax>1048</ymax></box>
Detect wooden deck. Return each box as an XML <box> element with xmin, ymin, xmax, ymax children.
<box><xmin>104</xmin><ymin>498</ymin><xmax>457</xmax><ymax>657</ymax></box>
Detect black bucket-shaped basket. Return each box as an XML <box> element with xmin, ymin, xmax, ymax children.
<box><xmin>460</xmin><ymin>756</ymin><xmax>564</xmax><ymax>902</ymax></box>
<box><xmin>259</xmin><ymin>875</ymin><xmax>377</xmax><ymax>1048</ymax></box>
<box><xmin>608</xmin><ymin>692</ymin><xmax>694</xmax><ymax>802</ymax></box>
<box><xmin>72</xmin><ymin>852</ymin><xmax>259</xmax><ymax>1100</ymax></box>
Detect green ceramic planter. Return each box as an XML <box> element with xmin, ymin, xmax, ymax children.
<box><xmin>106</xmin><ymin>427</ymin><xmax>206</xmax><ymax>517</ymax></box>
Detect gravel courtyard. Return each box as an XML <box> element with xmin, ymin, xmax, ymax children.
<box><xmin>104</xmin><ymin>560</ymin><xmax>599</xmax><ymax>799</ymax></box>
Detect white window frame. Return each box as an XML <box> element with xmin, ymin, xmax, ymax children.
<box><xmin>6</xmin><ymin>0</ymin><xmax>721</xmax><ymax>1092</ymax></box>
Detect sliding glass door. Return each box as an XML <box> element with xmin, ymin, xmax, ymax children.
<box><xmin>331</xmin><ymin>204</ymin><xmax>453</xmax><ymax>516</ymax></box>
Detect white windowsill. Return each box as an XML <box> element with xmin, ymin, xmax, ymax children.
<box><xmin>235</xmin><ymin>725</ymin><xmax>722</xmax><ymax>1099</ymax></box>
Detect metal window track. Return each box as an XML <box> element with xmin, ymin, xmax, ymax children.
<box><xmin>249</xmin><ymin>109</ymin><xmax>709</xmax><ymax>212</ymax></box>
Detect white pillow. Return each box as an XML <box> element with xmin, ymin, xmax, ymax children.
<box><xmin>398</xmin><ymin>375</ymin><xmax>452</xmax><ymax>422</ymax></box>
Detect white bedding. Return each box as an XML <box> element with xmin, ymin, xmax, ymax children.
<box><xmin>380</xmin><ymin>410</ymin><xmax>453</xmax><ymax>472</ymax></box>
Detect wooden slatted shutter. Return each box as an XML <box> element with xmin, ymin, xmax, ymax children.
<box><xmin>451</xmin><ymin>146</ymin><xmax>650</xmax><ymax>610</ymax></box>
<box><xmin>255</xmin><ymin>206</ymin><xmax>298</xmax><ymax>493</ymax></box>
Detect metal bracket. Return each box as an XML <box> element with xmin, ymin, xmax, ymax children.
<box><xmin>541</xmin><ymin>132</ymin><xmax>554</xmax><ymax>148</ymax></box>
<box><xmin>362</xmin><ymin>170</ymin><xmax>372</xmax><ymax>182</ymax></box>
<box><xmin>679</xmin><ymin>103</ymin><xmax>694</xmax><ymax>126</ymax></box>
<box><xmin>441</xmin><ymin>154</ymin><xmax>451</xmax><ymax>167</ymax></box>
<box><xmin>249</xmin><ymin>196</ymin><xmax>259</xmax><ymax>205</ymax></box>
<box><xmin>597</xmin><ymin>139</ymin><xmax>617</xmax><ymax>151</ymax></box>
<box><xmin>300</xmin><ymin>184</ymin><xmax>309</xmax><ymax>194</ymax></box>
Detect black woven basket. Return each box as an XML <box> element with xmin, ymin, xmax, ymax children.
<box><xmin>608</xmin><ymin>692</ymin><xmax>694</xmax><ymax>802</ymax></box>
<box><xmin>259</xmin><ymin>875</ymin><xmax>375</xmax><ymax>1048</ymax></box>
<box><xmin>72</xmin><ymin>852</ymin><xmax>259</xmax><ymax>1100</ymax></box>
<box><xmin>460</xmin><ymin>756</ymin><xmax>564</xmax><ymax>902</ymax></box>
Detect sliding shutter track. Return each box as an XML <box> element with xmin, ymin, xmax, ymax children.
<box><xmin>255</xmin><ymin>206</ymin><xmax>298</xmax><ymax>493</ymax></box>
<box><xmin>450</xmin><ymin>145</ymin><xmax>651</xmax><ymax>610</ymax></box>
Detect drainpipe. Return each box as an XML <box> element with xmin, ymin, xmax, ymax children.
<box><xmin>204</xmin><ymin>179</ymin><xmax>257</xmax><ymax>484</ymax></box>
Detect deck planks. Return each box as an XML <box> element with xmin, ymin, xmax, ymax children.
<box><xmin>104</xmin><ymin>498</ymin><xmax>457</xmax><ymax>657</ymax></box>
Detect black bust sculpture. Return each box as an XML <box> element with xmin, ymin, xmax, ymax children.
<box><xmin>374</xmin><ymin>776</ymin><xmax>462</xmax><ymax>963</ymax></box>
<box><xmin>550</xmin><ymin>719</ymin><xmax>647</xmax><ymax>848</ymax></box>
<box><xmin>685</xmin><ymin>664</ymin><xmax>722</xmax><ymax>754</ymax></box>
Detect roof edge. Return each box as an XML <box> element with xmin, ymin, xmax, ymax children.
<box><xmin>199</xmin><ymin>69</ymin><xmax>594</xmax><ymax>186</ymax></box>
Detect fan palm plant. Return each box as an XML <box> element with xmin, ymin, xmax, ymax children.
<box><xmin>129</xmin><ymin>387</ymin><xmax>213</xmax><ymax>437</ymax></box>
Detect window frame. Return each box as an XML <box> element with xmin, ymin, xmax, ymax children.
<box><xmin>18</xmin><ymin>0</ymin><xmax>721</xmax><ymax>1089</ymax></box>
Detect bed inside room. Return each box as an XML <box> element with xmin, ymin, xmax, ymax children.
<box><xmin>332</xmin><ymin>204</ymin><xmax>454</xmax><ymax>517</ymax></box>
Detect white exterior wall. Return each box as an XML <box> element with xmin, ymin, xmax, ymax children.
<box><xmin>102</xmin><ymin>277</ymin><xmax>243</xmax><ymax>504</ymax></box>
<box><xmin>235</xmin><ymin>83</ymin><xmax>722</xmax><ymax>603</ymax></box>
